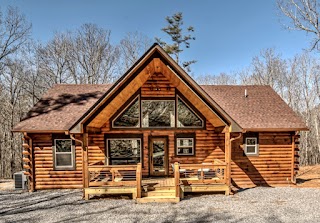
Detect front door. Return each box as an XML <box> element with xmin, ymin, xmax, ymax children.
<box><xmin>150</xmin><ymin>137</ymin><xmax>168</xmax><ymax>176</ymax></box>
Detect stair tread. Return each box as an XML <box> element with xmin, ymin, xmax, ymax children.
<box><xmin>144</xmin><ymin>190</ymin><xmax>174</xmax><ymax>192</ymax></box>
<box><xmin>141</xmin><ymin>196</ymin><xmax>176</xmax><ymax>199</ymax></box>
<box><xmin>137</xmin><ymin>196</ymin><xmax>180</xmax><ymax>203</ymax></box>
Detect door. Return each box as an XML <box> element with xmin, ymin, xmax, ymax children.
<box><xmin>150</xmin><ymin>137</ymin><xmax>168</xmax><ymax>176</ymax></box>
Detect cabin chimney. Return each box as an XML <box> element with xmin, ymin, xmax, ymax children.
<box><xmin>245</xmin><ymin>89</ymin><xmax>248</xmax><ymax>98</ymax></box>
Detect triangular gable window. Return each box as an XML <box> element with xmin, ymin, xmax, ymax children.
<box><xmin>113</xmin><ymin>96</ymin><xmax>140</xmax><ymax>128</ymax></box>
<box><xmin>177</xmin><ymin>97</ymin><xmax>203</xmax><ymax>128</ymax></box>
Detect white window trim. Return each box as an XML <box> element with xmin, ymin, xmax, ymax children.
<box><xmin>176</xmin><ymin>137</ymin><xmax>194</xmax><ymax>156</ymax></box>
<box><xmin>112</xmin><ymin>95</ymin><xmax>140</xmax><ymax>128</ymax></box>
<box><xmin>141</xmin><ymin>100</ymin><xmax>175</xmax><ymax>128</ymax></box>
<box><xmin>177</xmin><ymin>96</ymin><xmax>204</xmax><ymax>128</ymax></box>
<box><xmin>245</xmin><ymin>137</ymin><xmax>259</xmax><ymax>155</ymax></box>
<box><xmin>106</xmin><ymin>138</ymin><xmax>142</xmax><ymax>165</ymax></box>
<box><xmin>54</xmin><ymin>139</ymin><xmax>74</xmax><ymax>169</ymax></box>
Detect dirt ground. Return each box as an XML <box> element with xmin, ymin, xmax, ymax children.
<box><xmin>0</xmin><ymin>179</ymin><xmax>14</xmax><ymax>190</ymax></box>
<box><xmin>296</xmin><ymin>164</ymin><xmax>320</xmax><ymax>188</ymax></box>
<box><xmin>1</xmin><ymin>165</ymin><xmax>320</xmax><ymax>191</ymax></box>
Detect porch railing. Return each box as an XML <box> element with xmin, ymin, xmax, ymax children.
<box><xmin>87</xmin><ymin>163</ymin><xmax>142</xmax><ymax>197</ymax></box>
<box><xmin>174</xmin><ymin>159</ymin><xmax>227</xmax><ymax>186</ymax></box>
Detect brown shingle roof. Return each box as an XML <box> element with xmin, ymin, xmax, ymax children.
<box><xmin>201</xmin><ymin>85</ymin><xmax>307</xmax><ymax>130</ymax></box>
<box><xmin>13</xmin><ymin>84</ymin><xmax>307</xmax><ymax>132</ymax></box>
<box><xmin>13</xmin><ymin>84</ymin><xmax>111</xmax><ymax>132</ymax></box>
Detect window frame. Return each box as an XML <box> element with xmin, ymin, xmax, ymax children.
<box><xmin>105</xmin><ymin>134</ymin><xmax>143</xmax><ymax>166</ymax></box>
<box><xmin>175</xmin><ymin>133</ymin><xmax>196</xmax><ymax>156</ymax></box>
<box><xmin>141</xmin><ymin>99</ymin><xmax>176</xmax><ymax>128</ymax></box>
<box><xmin>110</xmin><ymin>93</ymin><xmax>205</xmax><ymax>130</ymax></box>
<box><xmin>244</xmin><ymin>137</ymin><xmax>259</xmax><ymax>156</ymax></box>
<box><xmin>112</xmin><ymin>95</ymin><xmax>140</xmax><ymax>128</ymax></box>
<box><xmin>176</xmin><ymin>95</ymin><xmax>204</xmax><ymax>129</ymax></box>
<box><xmin>53</xmin><ymin>138</ymin><xmax>75</xmax><ymax>170</ymax></box>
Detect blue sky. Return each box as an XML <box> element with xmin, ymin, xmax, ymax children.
<box><xmin>1</xmin><ymin>0</ymin><xmax>312</xmax><ymax>76</ymax></box>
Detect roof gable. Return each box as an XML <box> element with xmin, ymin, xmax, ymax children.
<box><xmin>73</xmin><ymin>44</ymin><xmax>238</xmax><ymax>132</ymax></box>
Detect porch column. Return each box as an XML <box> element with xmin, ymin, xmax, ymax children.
<box><xmin>224</xmin><ymin>127</ymin><xmax>231</xmax><ymax>187</ymax></box>
<box><xmin>82</xmin><ymin>133</ymin><xmax>89</xmax><ymax>198</ymax></box>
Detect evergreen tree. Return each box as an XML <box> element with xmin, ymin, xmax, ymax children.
<box><xmin>156</xmin><ymin>12</ymin><xmax>196</xmax><ymax>72</ymax></box>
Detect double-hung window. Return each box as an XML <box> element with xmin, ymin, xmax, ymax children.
<box><xmin>244</xmin><ymin>137</ymin><xmax>259</xmax><ymax>156</ymax></box>
<box><xmin>53</xmin><ymin>139</ymin><xmax>75</xmax><ymax>170</ymax></box>
<box><xmin>176</xmin><ymin>133</ymin><xmax>195</xmax><ymax>156</ymax></box>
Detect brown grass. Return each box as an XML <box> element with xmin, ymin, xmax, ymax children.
<box><xmin>0</xmin><ymin>179</ymin><xmax>14</xmax><ymax>191</ymax></box>
<box><xmin>296</xmin><ymin>165</ymin><xmax>320</xmax><ymax>188</ymax></box>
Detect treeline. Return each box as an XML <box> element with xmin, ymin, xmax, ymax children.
<box><xmin>197</xmin><ymin>49</ymin><xmax>320</xmax><ymax>166</ymax></box>
<box><xmin>0</xmin><ymin>6</ymin><xmax>319</xmax><ymax>178</ymax></box>
<box><xmin>0</xmin><ymin>7</ymin><xmax>152</xmax><ymax>178</ymax></box>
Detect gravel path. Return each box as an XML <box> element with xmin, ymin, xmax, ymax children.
<box><xmin>0</xmin><ymin>187</ymin><xmax>320</xmax><ymax>223</ymax></box>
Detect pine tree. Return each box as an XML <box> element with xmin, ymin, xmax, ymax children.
<box><xmin>155</xmin><ymin>12</ymin><xmax>196</xmax><ymax>72</ymax></box>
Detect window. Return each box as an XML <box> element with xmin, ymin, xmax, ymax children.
<box><xmin>142</xmin><ymin>100</ymin><xmax>175</xmax><ymax>127</ymax></box>
<box><xmin>111</xmin><ymin>95</ymin><xmax>203</xmax><ymax>129</ymax></box>
<box><xmin>54</xmin><ymin>139</ymin><xmax>75</xmax><ymax>170</ymax></box>
<box><xmin>107</xmin><ymin>138</ymin><xmax>141</xmax><ymax>165</ymax></box>
<box><xmin>113</xmin><ymin>96</ymin><xmax>140</xmax><ymax>128</ymax></box>
<box><xmin>177</xmin><ymin>97</ymin><xmax>203</xmax><ymax>128</ymax></box>
<box><xmin>176</xmin><ymin>134</ymin><xmax>195</xmax><ymax>156</ymax></box>
<box><xmin>245</xmin><ymin>137</ymin><xmax>259</xmax><ymax>155</ymax></box>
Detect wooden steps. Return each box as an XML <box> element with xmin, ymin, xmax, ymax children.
<box><xmin>182</xmin><ymin>184</ymin><xmax>230</xmax><ymax>195</ymax></box>
<box><xmin>137</xmin><ymin>179</ymin><xmax>179</xmax><ymax>203</ymax></box>
<box><xmin>137</xmin><ymin>197</ymin><xmax>180</xmax><ymax>203</ymax></box>
<box><xmin>142</xmin><ymin>189</ymin><xmax>175</xmax><ymax>197</ymax></box>
<box><xmin>138</xmin><ymin>185</ymin><xmax>179</xmax><ymax>203</ymax></box>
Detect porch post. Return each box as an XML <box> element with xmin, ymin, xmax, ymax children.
<box><xmin>224</xmin><ymin>127</ymin><xmax>231</xmax><ymax>187</ymax></box>
<box><xmin>83</xmin><ymin>133</ymin><xmax>89</xmax><ymax>199</ymax></box>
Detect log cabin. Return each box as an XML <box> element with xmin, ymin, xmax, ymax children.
<box><xmin>13</xmin><ymin>43</ymin><xmax>308</xmax><ymax>203</ymax></box>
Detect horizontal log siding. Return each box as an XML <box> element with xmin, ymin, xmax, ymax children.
<box><xmin>30</xmin><ymin>133</ymin><xmax>83</xmax><ymax>190</ymax></box>
<box><xmin>231</xmin><ymin>132</ymin><xmax>294</xmax><ymax>187</ymax></box>
<box><xmin>95</xmin><ymin>121</ymin><xmax>225</xmax><ymax>176</ymax></box>
<box><xmin>141</xmin><ymin>72</ymin><xmax>175</xmax><ymax>98</ymax></box>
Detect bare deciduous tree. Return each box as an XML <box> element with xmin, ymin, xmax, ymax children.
<box><xmin>277</xmin><ymin>0</ymin><xmax>320</xmax><ymax>50</ymax></box>
<box><xmin>36</xmin><ymin>33</ymin><xmax>74</xmax><ymax>86</ymax></box>
<box><xmin>196</xmin><ymin>72</ymin><xmax>238</xmax><ymax>85</ymax></box>
<box><xmin>0</xmin><ymin>6</ymin><xmax>31</xmax><ymax>178</ymax></box>
<box><xmin>0</xmin><ymin>6</ymin><xmax>31</xmax><ymax>71</ymax></box>
<box><xmin>73</xmin><ymin>24</ymin><xmax>119</xmax><ymax>84</ymax></box>
<box><xmin>118</xmin><ymin>32</ymin><xmax>152</xmax><ymax>73</ymax></box>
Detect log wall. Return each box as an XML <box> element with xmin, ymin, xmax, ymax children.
<box><xmin>30</xmin><ymin>133</ymin><xmax>83</xmax><ymax>190</ymax></box>
<box><xmin>88</xmin><ymin>121</ymin><xmax>225</xmax><ymax>176</ymax></box>
<box><xmin>231</xmin><ymin>132</ymin><xmax>296</xmax><ymax>188</ymax></box>
<box><xmin>26</xmin><ymin>131</ymin><xmax>298</xmax><ymax>190</ymax></box>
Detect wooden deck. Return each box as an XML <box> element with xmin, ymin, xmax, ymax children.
<box><xmin>84</xmin><ymin>161</ymin><xmax>229</xmax><ymax>202</ymax></box>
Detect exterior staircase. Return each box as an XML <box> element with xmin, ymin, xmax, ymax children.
<box><xmin>137</xmin><ymin>178</ymin><xmax>180</xmax><ymax>203</ymax></box>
